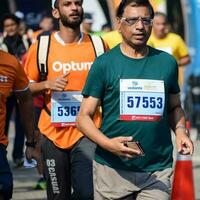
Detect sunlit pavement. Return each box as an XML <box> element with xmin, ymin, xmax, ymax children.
<box><xmin>7</xmin><ymin>121</ymin><xmax>200</xmax><ymax>200</ymax></box>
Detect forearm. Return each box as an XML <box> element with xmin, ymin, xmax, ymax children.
<box><xmin>29</xmin><ymin>81</ymin><xmax>48</xmax><ymax>95</ymax></box>
<box><xmin>169</xmin><ymin>106</ymin><xmax>186</xmax><ymax>133</ymax></box>
<box><xmin>17</xmin><ymin>90</ymin><xmax>35</xmax><ymax>142</ymax></box>
<box><xmin>178</xmin><ymin>56</ymin><xmax>191</xmax><ymax>66</ymax></box>
<box><xmin>169</xmin><ymin>105</ymin><xmax>193</xmax><ymax>155</ymax></box>
<box><xmin>76</xmin><ymin>114</ymin><xmax>111</xmax><ymax>149</ymax></box>
<box><xmin>29</xmin><ymin>74</ymin><xmax>68</xmax><ymax>95</ymax></box>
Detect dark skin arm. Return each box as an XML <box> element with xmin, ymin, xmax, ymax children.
<box><xmin>168</xmin><ymin>93</ymin><xmax>194</xmax><ymax>155</ymax></box>
<box><xmin>177</xmin><ymin>55</ymin><xmax>191</xmax><ymax>66</ymax></box>
<box><xmin>76</xmin><ymin>96</ymin><xmax>142</xmax><ymax>158</ymax></box>
<box><xmin>29</xmin><ymin>72</ymin><xmax>69</xmax><ymax>95</ymax></box>
<box><xmin>15</xmin><ymin>89</ymin><xmax>37</xmax><ymax>161</ymax></box>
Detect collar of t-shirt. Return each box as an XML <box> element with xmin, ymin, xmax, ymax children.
<box><xmin>54</xmin><ymin>31</ymin><xmax>83</xmax><ymax>46</ymax></box>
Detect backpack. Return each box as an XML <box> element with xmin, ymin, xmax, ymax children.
<box><xmin>37</xmin><ymin>33</ymin><xmax>106</xmax><ymax>81</ymax></box>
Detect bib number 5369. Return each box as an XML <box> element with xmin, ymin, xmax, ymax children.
<box><xmin>57</xmin><ymin>106</ymin><xmax>80</xmax><ymax>117</ymax></box>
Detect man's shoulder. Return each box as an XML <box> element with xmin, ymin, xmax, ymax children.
<box><xmin>0</xmin><ymin>50</ymin><xmax>22</xmax><ymax>78</ymax></box>
<box><xmin>167</xmin><ymin>32</ymin><xmax>183</xmax><ymax>41</ymax></box>
<box><xmin>27</xmin><ymin>32</ymin><xmax>49</xmax><ymax>56</ymax></box>
<box><xmin>83</xmin><ymin>32</ymin><xmax>105</xmax><ymax>45</ymax></box>
<box><xmin>90</xmin><ymin>45</ymin><xmax>119</xmax><ymax>72</ymax></box>
<box><xmin>149</xmin><ymin>46</ymin><xmax>177</xmax><ymax>63</ymax></box>
<box><xmin>95</xmin><ymin>44</ymin><xmax>119</xmax><ymax>59</ymax></box>
<box><xmin>0</xmin><ymin>50</ymin><xmax>18</xmax><ymax>65</ymax></box>
<box><xmin>102</xmin><ymin>30</ymin><xmax>121</xmax><ymax>39</ymax></box>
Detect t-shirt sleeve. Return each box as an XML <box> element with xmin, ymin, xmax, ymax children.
<box><xmin>176</xmin><ymin>35</ymin><xmax>189</xmax><ymax>57</ymax></box>
<box><xmin>14</xmin><ymin>59</ymin><xmax>29</xmax><ymax>91</ymax></box>
<box><xmin>169</xmin><ymin>58</ymin><xmax>180</xmax><ymax>94</ymax></box>
<box><xmin>101</xmin><ymin>31</ymin><xmax>122</xmax><ymax>49</ymax></box>
<box><xmin>82</xmin><ymin>57</ymin><xmax>105</xmax><ymax>99</ymax></box>
<box><xmin>147</xmin><ymin>37</ymin><xmax>154</xmax><ymax>47</ymax></box>
<box><xmin>102</xmin><ymin>39</ymin><xmax>110</xmax><ymax>52</ymax></box>
<box><xmin>24</xmin><ymin>42</ymin><xmax>40</xmax><ymax>82</ymax></box>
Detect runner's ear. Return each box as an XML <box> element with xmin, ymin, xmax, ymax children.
<box><xmin>52</xmin><ymin>8</ymin><xmax>60</xmax><ymax>19</ymax></box>
<box><xmin>116</xmin><ymin>17</ymin><xmax>122</xmax><ymax>33</ymax></box>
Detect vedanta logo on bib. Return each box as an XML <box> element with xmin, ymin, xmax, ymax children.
<box><xmin>52</xmin><ymin>61</ymin><xmax>93</xmax><ymax>74</ymax></box>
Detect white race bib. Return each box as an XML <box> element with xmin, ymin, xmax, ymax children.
<box><xmin>51</xmin><ymin>91</ymin><xmax>82</xmax><ymax>127</ymax></box>
<box><xmin>120</xmin><ymin>79</ymin><xmax>165</xmax><ymax>121</ymax></box>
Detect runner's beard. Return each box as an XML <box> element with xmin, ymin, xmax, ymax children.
<box><xmin>60</xmin><ymin>13</ymin><xmax>83</xmax><ymax>29</ymax></box>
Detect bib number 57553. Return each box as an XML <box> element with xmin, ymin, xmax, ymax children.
<box><xmin>127</xmin><ymin>96</ymin><xmax>163</xmax><ymax>109</ymax></box>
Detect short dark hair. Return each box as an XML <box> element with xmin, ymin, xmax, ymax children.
<box><xmin>1</xmin><ymin>13</ymin><xmax>20</xmax><ymax>25</ymax></box>
<box><xmin>116</xmin><ymin>0</ymin><xmax>154</xmax><ymax>19</ymax></box>
<box><xmin>0</xmin><ymin>13</ymin><xmax>20</xmax><ymax>31</ymax></box>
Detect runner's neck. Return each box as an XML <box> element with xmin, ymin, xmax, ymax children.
<box><xmin>57</xmin><ymin>27</ymin><xmax>83</xmax><ymax>44</ymax></box>
<box><xmin>120</xmin><ymin>43</ymin><xmax>149</xmax><ymax>59</ymax></box>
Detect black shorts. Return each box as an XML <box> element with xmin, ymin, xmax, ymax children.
<box><xmin>41</xmin><ymin>136</ymin><xmax>96</xmax><ymax>200</ymax></box>
<box><xmin>0</xmin><ymin>144</ymin><xmax>13</xmax><ymax>200</ymax></box>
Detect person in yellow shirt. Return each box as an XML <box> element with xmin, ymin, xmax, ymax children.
<box><xmin>148</xmin><ymin>12</ymin><xmax>191</xmax><ymax>87</ymax></box>
<box><xmin>102</xmin><ymin>30</ymin><xmax>122</xmax><ymax>49</ymax></box>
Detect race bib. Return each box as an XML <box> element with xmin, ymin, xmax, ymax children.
<box><xmin>120</xmin><ymin>79</ymin><xmax>165</xmax><ymax>121</ymax></box>
<box><xmin>51</xmin><ymin>91</ymin><xmax>82</xmax><ymax>127</ymax></box>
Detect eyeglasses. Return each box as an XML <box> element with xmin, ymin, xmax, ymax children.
<box><xmin>121</xmin><ymin>17</ymin><xmax>153</xmax><ymax>26</ymax></box>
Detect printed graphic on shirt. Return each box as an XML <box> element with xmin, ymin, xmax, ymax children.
<box><xmin>0</xmin><ymin>75</ymin><xmax>8</xmax><ymax>82</ymax></box>
<box><xmin>52</xmin><ymin>61</ymin><xmax>93</xmax><ymax>74</ymax></box>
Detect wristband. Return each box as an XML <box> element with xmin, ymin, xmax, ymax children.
<box><xmin>25</xmin><ymin>141</ymin><xmax>36</xmax><ymax>148</ymax></box>
<box><xmin>175</xmin><ymin>125</ymin><xmax>189</xmax><ymax>135</ymax></box>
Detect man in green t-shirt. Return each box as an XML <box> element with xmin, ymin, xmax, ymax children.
<box><xmin>77</xmin><ymin>0</ymin><xmax>194</xmax><ymax>199</ymax></box>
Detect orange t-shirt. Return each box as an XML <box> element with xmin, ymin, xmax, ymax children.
<box><xmin>25</xmin><ymin>33</ymin><xmax>105</xmax><ymax>149</ymax></box>
<box><xmin>0</xmin><ymin>50</ymin><xmax>29</xmax><ymax>146</ymax></box>
<box><xmin>30</xmin><ymin>29</ymin><xmax>43</xmax><ymax>43</ymax></box>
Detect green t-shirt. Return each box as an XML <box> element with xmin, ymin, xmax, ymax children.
<box><xmin>82</xmin><ymin>45</ymin><xmax>180</xmax><ymax>172</ymax></box>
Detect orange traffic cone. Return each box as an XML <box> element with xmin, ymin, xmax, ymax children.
<box><xmin>171</xmin><ymin>154</ymin><xmax>195</xmax><ymax>200</ymax></box>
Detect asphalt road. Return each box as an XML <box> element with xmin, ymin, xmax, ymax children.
<box><xmin>7</xmin><ymin>122</ymin><xmax>200</xmax><ymax>200</ymax></box>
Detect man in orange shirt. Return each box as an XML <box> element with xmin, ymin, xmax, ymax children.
<box><xmin>0</xmin><ymin>50</ymin><xmax>37</xmax><ymax>200</ymax></box>
<box><xmin>24</xmin><ymin>0</ymin><xmax>107</xmax><ymax>199</ymax></box>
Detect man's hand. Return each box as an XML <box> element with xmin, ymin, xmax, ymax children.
<box><xmin>25</xmin><ymin>146</ymin><xmax>35</xmax><ymax>160</ymax></box>
<box><xmin>45</xmin><ymin>72</ymin><xmax>70</xmax><ymax>91</ymax></box>
<box><xmin>176</xmin><ymin>130</ymin><xmax>194</xmax><ymax>155</ymax></box>
<box><xmin>25</xmin><ymin>145</ymin><xmax>43</xmax><ymax>174</ymax></box>
<box><xmin>33</xmin><ymin>143</ymin><xmax>43</xmax><ymax>174</ymax></box>
<box><xmin>105</xmin><ymin>136</ymin><xmax>142</xmax><ymax>158</ymax></box>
